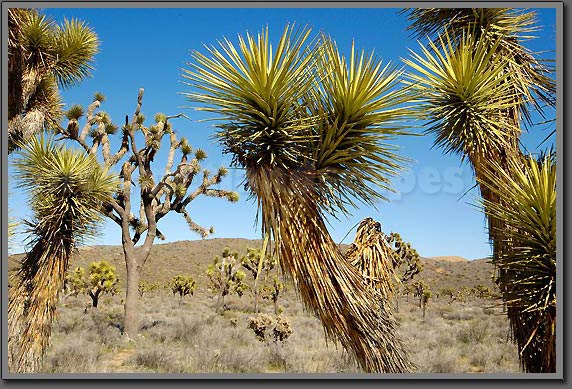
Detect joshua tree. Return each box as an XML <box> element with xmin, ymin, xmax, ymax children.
<box><xmin>402</xmin><ymin>9</ymin><xmax>555</xmax><ymax>372</ymax></box>
<box><xmin>64</xmin><ymin>261</ymin><xmax>119</xmax><ymax>307</ymax></box>
<box><xmin>85</xmin><ymin>261</ymin><xmax>119</xmax><ymax>307</ymax></box>
<box><xmin>421</xmin><ymin>290</ymin><xmax>431</xmax><ymax>319</ymax></box>
<box><xmin>386</xmin><ymin>232</ymin><xmax>423</xmax><ymax>283</ymax></box>
<box><xmin>261</xmin><ymin>275</ymin><xmax>284</xmax><ymax>315</ymax></box>
<box><xmin>8</xmin><ymin>9</ymin><xmax>99</xmax><ymax>153</ymax></box>
<box><xmin>8</xmin><ymin>136</ymin><xmax>117</xmax><ymax>372</ymax></box>
<box><xmin>138</xmin><ymin>280</ymin><xmax>160</xmax><ymax>298</ymax></box>
<box><xmin>59</xmin><ymin>90</ymin><xmax>238</xmax><ymax>337</ymax></box>
<box><xmin>184</xmin><ymin>25</ymin><xmax>413</xmax><ymax>373</ymax></box>
<box><xmin>478</xmin><ymin>153</ymin><xmax>556</xmax><ymax>372</ymax></box>
<box><xmin>170</xmin><ymin>275</ymin><xmax>197</xmax><ymax>305</ymax></box>
<box><xmin>207</xmin><ymin>248</ymin><xmax>249</xmax><ymax>313</ymax></box>
<box><xmin>412</xmin><ymin>280</ymin><xmax>430</xmax><ymax>309</ymax></box>
<box><xmin>241</xmin><ymin>245</ymin><xmax>276</xmax><ymax>312</ymax></box>
<box><xmin>438</xmin><ymin>287</ymin><xmax>456</xmax><ymax>303</ymax></box>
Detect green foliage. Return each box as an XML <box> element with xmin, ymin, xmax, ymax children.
<box><xmin>93</xmin><ymin>91</ymin><xmax>105</xmax><ymax>102</ymax></box>
<box><xmin>183</xmin><ymin>24</ymin><xmax>413</xmax><ymax>215</ymax></box>
<box><xmin>207</xmin><ymin>248</ymin><xmax>250</xmax><ymax>312</ymax></box>
<box><xmin>169</xmin><ymin>275</ymin><xmax>197</xmax><ymax>302</ymax></box>
<box><xmin>65</xmin><ymin>267</ymin><xmax>86</xmax><ymax>296</ymax></box>
<box><xmin>138</xmin><ymin>280</ymin><xmax>160</xmax><ymax>298</ymax></box>
<box><xmin>387</xmin><ymin>232</ymin><xmax>423</xmax><ymax>282</ymax></box>
<box><xmin>65</xmin><ymin>261</ymin><xmax>118</xmax><ymax>308</ymax></box>
<box><xmin>85</xmin><ymin>261</ymin><xmax>119</xmax><ymax>307</ymax></box>
<box><xmin>66</xmin><ymin>105</ymin><xmax>84</xmax><ymax>120</ymax></box>
<box><xmin>8</xmin><ymin>9</ymin><xmax>100</xmax><ymax>151</ymax></box>
<box><xmin>479</xmin><ymin>154</ymin><xmax>556</xmax><ymax>372</ymax></box>
<box><xmin>240</xmin><ymin>247</ymin><xmax>276</xmax><ymax>280</ymax></box>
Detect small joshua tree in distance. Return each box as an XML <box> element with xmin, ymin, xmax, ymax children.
<box><xmin>86</xmin><ymin>261</ymin><xmax>119</xmax><ymax>308</ymax></box>
<box><xmin>241</xmin><ymin>246</ymin><xmax>276</xmax><ymax>313</ymax></box>
<box><xmin>261</xmin><ymin>275</ymin><xmax>284</xmax><ymax>315</ymax></box>
<box><xmin>138</xmin><ymin>280</ymin><xmax>160</xmax><ymax>298</ymax></box>
<box><xmin>66</xmin><ymin>261</ymin><xmax>119</xmax><ymax>308</ymax></box>
<box><xmin>206</xmin><ymin>248</ymin><xmax>249</xmax><ymax>313</ymax></box>
<box><xmin>170</xmin><ymin>275</ymin><xmax>197</xmax><ymax>305</ymax></box>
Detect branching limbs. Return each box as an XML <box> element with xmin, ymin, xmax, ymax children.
<box><xmin>58</xmin><ymin>88</ymin><xmax>238</xmax><ymax>265</ymax></box>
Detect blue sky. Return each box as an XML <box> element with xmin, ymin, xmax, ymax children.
<box><xmin>8</xmin><ymin>7</ymin><xmax>557</xmax><ymax>259</ymax></box>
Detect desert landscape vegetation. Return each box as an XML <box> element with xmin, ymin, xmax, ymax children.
<box><xmin>9</xmin><ymin>239</ymin><xmax>519</xmax><ymax>373</ymax></box>
<box><xmin>6</xmin><ymin>6</ymin><xmax>556</xmax><ymax>375</ymax></box>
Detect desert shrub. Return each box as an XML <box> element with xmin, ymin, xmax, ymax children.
<box><xmin>457</xmin><ymin>319</ymin><xmax>490</xmax><ymax>344</ymax></box>
<box><xmin>134</xmin><ymin>349</ymin><xmax>173</xmax><ymax>371</ymax></box>
<box><xmin>248</xmin><ymin>313</ymin><xmax>274</xmax><ymax>341</ymax></box>
<box><xmin>42</xmin><ymin>337</ymin><xmax>103</xmax><ymax>373</ymax></box>
<box><xmin>247</xmin><ymin>314</ymin><xmax>293</xmax><ymax>343</ymax></box>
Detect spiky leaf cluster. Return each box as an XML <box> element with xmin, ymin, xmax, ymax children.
<box><xmin>206</xmin><ymin>248</ymin><xmax>249</xmax><ymax>299</ymax></box>
<box><xmin>170</xmin><ymin>275</ymin><xmax>197</xmax><ymax>299</ymax></box>
<box><xmin>8</xmin><ymin>9</ymin><xmax>99</xmax><ymax>152</ymax></box>
<box><xmin>479</xmin><ymin>154</ymin><xmax>556</xmax><ymax>372</ymax></box>
<box><xmin>240</xmin><ymin>247</ymin><xmax>276</xmax><ymax>279</ymax></box>
<box><xmin>85</xmin><ymin>261</ymin><xmax>119</xmax><ymax>298</ymax></box>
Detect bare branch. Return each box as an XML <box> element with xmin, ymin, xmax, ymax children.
<box><xmin>180</xmin><ymin>209</ymin><xmax>213</xmax><ymax>238</ymax></box>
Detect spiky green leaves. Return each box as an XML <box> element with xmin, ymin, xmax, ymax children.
<box><xmin>404</xmin><ymin>32</ymin><xmax>520</xmax><ymax>160</ymax></box>
<box><xmin>15</xmin><ymin>10</ymin><xmax>99</xmax><ymax>88</ymax></box>
<box><xmin>479</xmin><ymin>154</ymin><xmax>556</xmax><ymax>313</ymax></box>
<box><xmin>13</xmin><ymin>135</ymin><xmax>118</xmax><ymax>242</ymax></box>
<box><xmin>402</xmin><ymin>8</ymin><xmax>555</xmax><ymax>128</ymax></box>
<box><xmin>52</xmin><ymin>18</ymin><xmax>99</xmax><ymax>88</ymax></box>
<box><xmin>478</xmin><ymin>154</ymin><xmax>556</xmax><ymax>372</ymax></box>
<box><xmin>184</xmin><ymin>25</ymin><xmax>317</xmax><ymax>170</ymax></box>
<box><xmin>184</xmin><ymin>25</ymin><xmax>412</xmax><ymax>215</ymax></box>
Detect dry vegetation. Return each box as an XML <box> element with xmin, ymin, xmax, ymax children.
<box><xmin>9</xmin><ymin>238</ymin><xmax>519</xmax><ymax>374</ymax></box>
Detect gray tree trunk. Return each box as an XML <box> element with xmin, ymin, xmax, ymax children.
<box><xmin>123</xmin><ymin>240</ymin><xmax>141</xmax><ymax>337</ymax></box>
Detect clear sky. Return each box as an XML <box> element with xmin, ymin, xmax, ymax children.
<box><xmin>8</xmin><ymin>7</ymin><xmax>557</xmax><ymax>259</ymax></box>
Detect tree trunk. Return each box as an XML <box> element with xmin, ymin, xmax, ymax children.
<box><xmin>274</xmin><ymin>299</ymin><xmax>278</xmax><ymax>315</ymax></box>
<box><xmin>90</xmin><ymin>291</ymin><xmax>99</xmax><ymax>308</ymax></box>
<box><xmin>123</xmin><ymin>250</ymin><xmax>141</xmax><ymax>337</ymax></box>
<box><xmin>253</xmin><ymin>281</ymin><xmax>260</xmax><ymax>313</ymax></box>
<box><xmin>253</xmin><ymin>235</ymin><xmax>269</xmax><ymax>313</ymax></box>
<box><xmin>422</xmin><ymin>304</ymin><xmax>426</xmax><ymax>319</ymax></box>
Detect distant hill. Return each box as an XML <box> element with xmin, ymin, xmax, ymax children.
<box><xmin>8</xmin><ymin>238</ymin><xmax>497</xmax><ymax>292</ymax></box>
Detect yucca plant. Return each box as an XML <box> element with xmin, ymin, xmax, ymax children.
<box><xmin>403</xmin><ymin>7</ymin><xmax>555</xmax><ymax>263</ymax></box>
<box><xmin>403</xmin><ymin>8</ymin><xmax>556</xmax><ymax>373</ymax></box>
<box><xmin>183</xmin><ymin>25</ymin><xmax>413</xmax><ymax>373</ymax></box>
<box><xmin>8</xmin><ymin>8</ymin><xmax>99</xmax><ymax>152</ymax></box>
<box><xmin>478</xmin><ymin>154</ymin><xmax>556</xmax><ymax>372</ymax></box>
<box><xmin>8</xmin><ymin>135</ymin><xmax>117</xmax><ymax>373</ymax></box>
<box><xmin>344</xmin><ymin>217</ymin><xmax>400</xmax><ymax>298</ymax></box>
<box><xmin>402</xmin><ymin>8</ymin><xmax>555</xmax><ymax>123</ymax></box>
